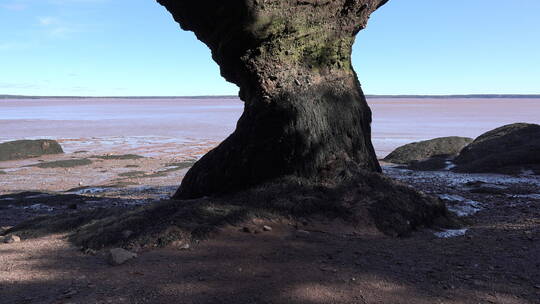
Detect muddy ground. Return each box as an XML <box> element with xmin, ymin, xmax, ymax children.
<box><xmin>0</xmin><ymin>151</ymin><xmax>539</xmax><ymax>304</ymax></box>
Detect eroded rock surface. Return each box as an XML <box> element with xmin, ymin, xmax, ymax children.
<box><xmin>454</xmin><ymin>123</ymin><xmax>540</xmax><ymax>174</ymax></box>
<box><xmin>0</xmin><ymin>139</ymin><xmax>63</xmax><ymax>161</ymax></box>
<box><xmin>157</xmin><ymin>0</ymin><xmax>388</xmax><ymax>198</ymax></box>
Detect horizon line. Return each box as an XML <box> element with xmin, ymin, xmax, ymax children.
<box><xmin>1</xmin><ymin>94</ymin><xmax>540</xmax><ymax>100</ymax></box>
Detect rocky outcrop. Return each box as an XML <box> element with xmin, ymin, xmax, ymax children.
<box><xmin>454</xmin><ymin>123</ymin><xmax>540</xmax><ymax>174</ymax></box>
<box><xmin>383</xmin><ymin>137</ymin><xmax>473</xmax><ymax>165</ymax></box>
<box><xmin>0</xmin><ymin>139</ymin><xmax>63</xmax><ymax>161</ymax></box>
<box><xmin>158</xmin><ymin>0</ymin><xmax>387</xmax><ymax>199</ymax></box>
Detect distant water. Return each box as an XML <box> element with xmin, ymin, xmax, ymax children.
<box><xmin>1</xmin><ymin>97</ymin><xmax>539</xmax><ymax>158</ymax></box>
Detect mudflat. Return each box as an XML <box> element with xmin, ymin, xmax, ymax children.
<box><xmin>1</xmin><ymin>97</ymin><xmax>539</xmax><ymax>158</ymax></box>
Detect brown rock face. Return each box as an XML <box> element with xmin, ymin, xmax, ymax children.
<box><xmin>157</xmin><ymin>0</ymin><xmax>388</xmax><ymax>199</ymax></box>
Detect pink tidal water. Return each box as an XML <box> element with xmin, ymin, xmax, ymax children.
<box><xmin>1</xmin><ymin>97</ymin><xmax>539</xmax><ymax>158</ymax></box>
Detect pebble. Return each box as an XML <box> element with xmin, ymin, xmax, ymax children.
<box><xmin>295</xmin><ymin>230</ymin><xmax>310</xmax><ymax>237</ymax></box>
<box><xmin>83</xmin><ymin>248</ymin><xmax>97</xmax><ymax>255</ymax></box>
<box><xmin>63</xmin><ymin>289</ymin><xmax>78</xmax><ymax>297</ymax></box>
<box><xmin>107</xmin><ymin>248</ymin><xmax>137</xmax><ymax>266</ymax></box>
<box><xmin>3</xmin><ymin>235</ymin><xmax>21</xmax><ymax>243</ymax></box>
<box><xmin>171</xmin><ymin>240</ymin><xmax>190</xmax><ymax>250</ymax></box>
<box><xmin>263</xmin><ymin>225</ymin><xmax>272</xmax><ymax>232</ymax></box>
<box><xmin>121</xmin><ymin>230</ymin><xmax>133</xmax><ymax>239</ymax></box>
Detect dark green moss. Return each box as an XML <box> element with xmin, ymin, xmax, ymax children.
<box><xmin>118</xmin><ymin>171</ymin><xmax>147</xmax><ymax>177</ymax></box>
<box><xmin>31</xmin><ymin>158</ymin><xmax>92</xmax><ymax>168</ymax></box>
<box><xmin>166</xmin><ymin>160</ymin><xmax>197</xmax><ymax>169</ymax></box>
<box><xmin>93</xmin><ymin>154</ymin><xmax>145</xmax><ymax>160</ymax></box>
<box><xmin>142</xmin><ymin>161</ymin><xmax>197</xmax><ymax>178</ymax></box>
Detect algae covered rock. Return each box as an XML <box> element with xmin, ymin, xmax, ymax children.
<box><xmin>454</xmin><ymin>123</ymin><xmax>540</xmax><ymax>174</ymax></box>
<box><xmin>0</xmin><ymin>139</ymin><xmax>63</xmax><ymax>161</ymax></box>
<box><xmin>384</xmin><ymin>137</ymin><xmax>473</xmax><ymax>165</ymax></box>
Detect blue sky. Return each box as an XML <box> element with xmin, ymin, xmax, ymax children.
<box><xmin>1</xmin><ymin>0</ymin><xmax>539</xmax><ymax>96</ymax></box>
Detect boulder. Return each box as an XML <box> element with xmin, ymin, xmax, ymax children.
<box><xmin>107</xmin><ymin>248</ymin><xmax>137</xmax><ymax>266</ymax></box>
<box><xmin>0</xmin><ymin>139</ymin><xmax>63</xmax><ymax>161</ymax></box>
<box><xmin>454</xmin><ymin>123</ymin><xmax>540</xmax><ymax>174</ymax></box>
<box><xmin>383</xmin><ymin>137</ymin><xmax>473</xmax><ymax>164</ymax></box>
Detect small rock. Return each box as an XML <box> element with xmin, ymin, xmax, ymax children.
<box><xmin>83</xmin><ymin>248</ymin><xmax>97</xmax><ymax>255</ymax></box>
<box><xmin>63</xmin><ymin>289</ymin><xmax>78</xmax><ymax>298</ymax></box>
<box><xmin>3</xmin><ymin>235</ymin><xmax>21</xmax><ymax>243</ymax></box>
<box><xmin>107</xmin><ymin>248</ymin><xmax>137</xmax><ymax>266</ymax></box>
<box><xmin>121</xmin><ymin>230</ymin><xmax>133</xmax><ymax>239</ymax></box>
<box><xmin>473</xmin><ymin>280</ymin><xmax>486</xmax><ymax>287</ymax></box>
<box><xmin>171</xmin><ymin>240</ymin><xmax>190</xmax><ymax>250</ymax></box>
<box><xmin>263</xmin><ymin>225</ymin><xmax>272</xmax><ymax>232</ymax></box>
<box><xmin>296</xmin><ymin>229</ymin><xmax>310</xmax><ymax>237</ymax></box>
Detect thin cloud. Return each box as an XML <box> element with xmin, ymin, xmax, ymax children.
<box><xmin>39</xmin><ymin>16</ymin><xmax>59</xmax><ymax>26</ymax></box>
<box><xmin>37</xmin><ymin>16</ymin><xmax>80</xmax><ymax>38</ymax></box>
<box><xmin>0</xmin><ymin>42</ymin><xmax>32</xmax><ymax>51</ymax></box>
<box><xmin>1</xmin><ymin>2</ymin><xmax>28</xmax><ymax>11</ymax></box>
<box><xmin>48</xmin><ymin>0</ymin><xmax>108</xmax><ymax>4</ymax></box>
<box><xmin>0</xmin><ymin>83</ymin><xmax>40</xmax><ymax>89</ymax></box>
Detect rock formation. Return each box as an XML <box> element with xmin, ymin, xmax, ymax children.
<box><xmin>383</xmin><ymin>137</ymin><xmax>473</xmax><ymax>165</ymax></box>
<box><xmin>454</xmin><ymin>123</ymin><xmax>540</xmax><ymax>174</ymax></box>
<box><xmin>0</xmin><ymin>139</ymin><xmax>63</xmax><ymax>161</ymax></box>
<box><xmin>157</xmin><ymin>0</ymin><xmax>388</xmax><ymax>199</ymax></box>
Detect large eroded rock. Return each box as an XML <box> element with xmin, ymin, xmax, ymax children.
<box><xmin>383</xmin><ymin>137</ymin><xmax>473</xmax><ymax>165</ymax></box>
<box><xmin>158</xmin><ymin>0</ymin><xmax>388</xmax><ymax>198</ymax></box>
<box><xmin>0</xmin><ymin>139</ymin><xmax>63</xmax><ymax>161</ymax></box>
<box><xmin>454</xmin><ymin>123</ymin><xmax>540</xmax><ymax>174</ymax></box>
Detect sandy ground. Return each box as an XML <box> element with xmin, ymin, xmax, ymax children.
<box><xmin>1</xmin><ymin>150</ymin><xmax>540</xmax><ymax>303</ymax></box>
